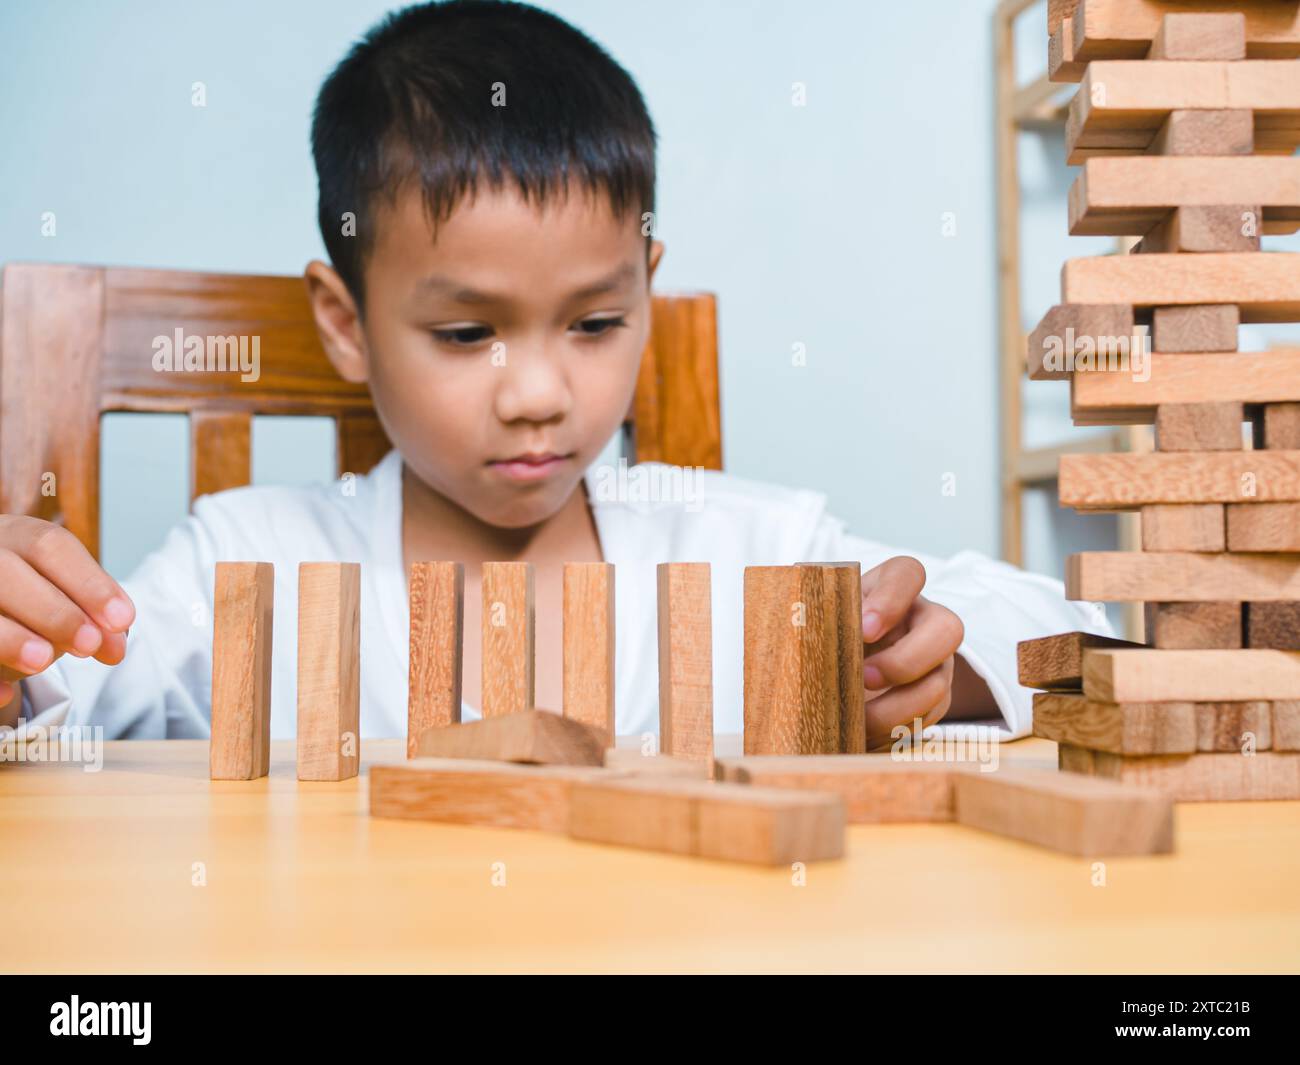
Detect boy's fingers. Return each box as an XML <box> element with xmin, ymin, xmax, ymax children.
<box><xmin>92</xmin><ymin>630</ymin><xmax>129</xmax><ymax>666</ymax></box>
<box><xmin>863</xmin><ymin>659</ymin><xmax>954</xmax><ymax>747</ymax></box>
<box><xmin>0</xmin><ymin>550</ymin><xmax>103</xmax><ymax>656</ymax></box>
<box><xmin>7</xmin><ymin>518</ymin><xmax>134</xmax><ymax>633</ymax></box>
<box><xmin>0</xmin><ymin>614</ymin><xmax>55</xmax><ymax>675</ymax></box>
<box><xmin>860</xmin><ymin>556</ymin><xmax>925</xmax><ymax>641</ymax></box>
<box><xmin>0</xmin><ymin>680</ymin><xmax>16</xmax><ymax>717</ymax></box>
<box><xmin>864</xmin><ymin>598</ymin><xmax>963</xmax><ymax>688</ymax></box>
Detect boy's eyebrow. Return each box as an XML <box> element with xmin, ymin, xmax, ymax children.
<box><xmin>413</xmin><ymin>262</ymin><xmax>638</xmax><ymax>305</ymax></box>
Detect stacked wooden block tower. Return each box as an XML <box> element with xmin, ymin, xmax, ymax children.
<box><xmin>1021</xmin><ymin>1</ymin><xmax>1300</xmax><ymax>800</ymax></box>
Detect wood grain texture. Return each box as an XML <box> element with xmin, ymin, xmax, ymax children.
<box><xmin>562</xmin><ymin>562</ymin><xmax>615</xmax><ymax>735</ymax></box>
<box><xmin>1275</xmin><ymin>700</ymin><xmax>1300</xmax><ymax>749</ymax></box>
<box><xmin>1148</xmin><ymin>11</ymin><xmax>1246</xmax><ymax>61</ymax></box>
<box><xmin>1155</xmin><ymin>402</ymin><xmax>1244</xmax><ymax>451</ymax></box>
<box><xmin>813</xmin><ymin>561</ymin><xmax>866</xmax><ymax>753</ymax></box>
<box><xmin>210</xmin><ymin>562</ymin><xmax>274</xmax><ymax>780</ymax></box>
<box><xmin>1069</xmin><ymin>551</ymin><xmax>1300</xmax><ymax>602</ymax></box>
<box><xmin>190</xmin><ymin>410</ymin><xmax>251</xmax><ymax>503</ymax></box>
<box><xmin>1142</xmin><ymin>504</ymin><xmax>1226</xmax><ymax>552</ymax></box>
<box><xmin>1071</xmin><ymin>1</ymin><xmax>1300</xmax><ymax>64</ymax></box>
<box><xmin>1144</xmin><ymin>601</ymin><xmax>1243</xmax><ymax>650</ymax></box>
<box><xmin>1227</xmin><ymin>503</ymin><xmax>1300</xmax><ymax>551</ymax></box>
<box><xmin>407</xmin><ymin>561</ymin><xmax>463</xmax><ymax>758</ymax></box>
<box><xmin>602</xmin><ymin>747</ymin><xmax>712</xmax><ymax>778</ymax></box>
<box><xmin>481</xmin><ymin>561</ymin><xmax>534</xmax><ymax>718</ymax></box>
<box><xmin>296</xmin><ymin>562</ymin><xmax>360</xmax><ymax>781</ymax></box>
<box><xmin>1262</xmin><ymin>402</ymin><xmax>1300</xmax><ymax>448</ymax></box>
<box><xmin>655</xmin><ymin>563</ymin><xmax>713</xmax><ymax>764</ymax></box>
<box><xmin>369</xmin><ymin>758</ymin><xmax>623</xmax><ymax>832</ymax></box>
<box><xmin>414</xmin><ymin>708</ymin><xmax>608</xmax><ymax>766</ymax></box>
<box><xmin>566</xmin><ymin>776</ymin><xmax>845</xmax><ymax>866</ymax></box>
<box><xmin>1148</xmin><ymin>109</ymin><xmax>1255</xmax><ymax>156</ymax></box>
<box><xmin>1050</xmin><ymin>13</ymin><xmax>1088</xmax><ymax>83</ymax></box>
<box><xmin>1245</xmin><ymin>601</ymin><xmax>1300</xmax><ymax>650</ymax></box>
<box><xmin>1136</xmin><ymin>206</ymin><xmax>1260</xmax><ymax>254</ymax></box>
<box><xmin>1195</xmin><ymin>701</ymin><xmax>1271</xmax><ymax>752</ymax></box>
<box><xmin>1017</xmin><ymin>630</ymin><xmax>1145</xmax><ymax>691</ymax></box>
<box><xmin>1026</xmin><ymin>303</ymin><xmax>1136</xmax><ymax>381</ymax></box>
<box><xmin>1061</xmin><ymin>253</ymin><xmax>1300</xmax><ymax>321</ymax></box>
<box><xmin>1083</xmin><ymin>647</ymin><xmax>1300</xmax><ymax>702</ymax></box>
<box><xmin>1152</xmin><ymin>305</ymin><xmax>1240</xmax><ymax>353</ymax></box>
<box><xmin>1059</xmin><ymin>452</ymin><xmax>1300</xmax><ymax>508</ymax></box>
<box><xmin>951</xmin><ymin>767</ymin><xmax>1174</xmax><ymax>856</ymax></box>
<box><xmin>1032</xmin><ymin>692</ymin><xmax>1196</xmax><ymax>755</ymax></box>
<box><xmin>1059</xmin><ymin>742</ymin><xmax>1300</xmax><ymax>801</ymax></box>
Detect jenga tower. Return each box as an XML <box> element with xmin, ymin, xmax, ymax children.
<box><xmin>1020</xmin><ymin>3</ymin><xmax>1300</xmax><ymax>800</ymax></box>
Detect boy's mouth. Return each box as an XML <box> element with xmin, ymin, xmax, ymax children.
<box><xmin>487</xmin><ymin>451</ymin><xmax>573</xmax><ymax>483</ymax></box>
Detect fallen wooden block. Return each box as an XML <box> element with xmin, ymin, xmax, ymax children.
<box><xmin>567</xmin><ymin>776</ymin><xmax>845</xmax><ymax>866</ymax></box>
<box><xmin>1026</xmin><ymin>303</ymin><xmax>1137</xmax><ymax>380</ymax></box>
<box><xmin>1148</xmin><ymin>109</ymin><xmax>1255</xmax><ymax>157</ymax></box>
<box><xmin>481</xmin><ymin>561</ymin><xmax>534</xmax><ymax>718</ymax></box>
<box><xmin>1143</xmin><ymin>601</ymin><xmax>1243</xmax><ymax>650</ymax></box>
<box><xmin>1068</xmin><ymin>552</ymin><xmax>1300</xmax><ymax>603</ymax></box>
<box><xmin>1261</xmin><ymin>402</ymin><xmax>1300</xmax><ymax>449</ymax></box>
<box><xmin>1065</xmin><ymin>1</ymin><xmax>1299</xmax><ymax>67</ymax></box>
<box><xmin>1148</xmin><ymin>11</ymin><xmax>1246</xmax><ymax>62</ymax></box>
<box><xmin>951</xmin><ymin>766</ymin><xmax>1174</xmax><ymax>857</ymax></box>
<box><xmin>1226</xmin><ymin>503</ymin><xmax>1300</xmax><ymax>551</ymax></box>
<box><xmin>1059</xmin><ymin>743</ymin><xmax>1300</xmax><ymax>802</ymax></box>
<box><xmin>603</xmin><ymin>747</ymin><xmax>712</xmax><ymax>778</ymax></box>
<box><xmin>297</xmin><ymin>562</ymin><xmax>361</xmax><ymax>782</ymax></box>
<box><xmin>1141</xmin><ymin>504</ymin><xmax>1226</xmax><ymax>552</ymax></box>
<box><xmin>1154</xmin><ymin>401</ymin><xmax>1244</xmax><ymax>451</ymax></box>
<box><xmin>1082</xmin><ymin>648</ymin><xmax>1300</xmax><ymax>703</ymax></box>
<box><xmin>1275</xmin><ymin>701</ymin><xmax>1300</xmax><ymax>750</ymax></box>
<box><xmin>210</xmin><ymin>562</ymin><xmax>274</xmax><ymax>781</ymax></box>
<box><xmin>562</xmin><ymin>562</ymin><xmax>615</xmax><ymax>735</ymax></box>
<box><xmin>370</xmin><ymin>758</ymin><xmax>624</xmax><ymax>832</ymax></box>
<box><xmin>414</xmin><ymin>708</ymin><xmax>608</xmax><ymax>766</ymax></box>
<box><xmin>408</xmin><ymin>561</ymin><xmax>463</xmax><ymax>758</ymax></box>
<box><xmin>1017</xmin><ymin>630</ymin><xmax>1144</xmax><ymax>691</ymax></box>
<box><xmin>1032</xmin><ymin>691</ymin><xmax>1196</xmax><ymax>755</ymax></box>
<box><xmin>1059</xmin><ymin>452</ymin><xmax>1300</xmax><ymax>508</ymax></box>
<box><xmin>656</xmin><ymin>563</ymin><xmax>714</xmax><ymax>765</ymax></box>
<box><xmin>1245</xmin><ymin>601</ymin><xmax>1300</xmax><ymax>650</ymax></box>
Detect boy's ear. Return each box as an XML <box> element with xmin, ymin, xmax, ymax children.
<box><xmin>304</xmin><ymin>261</ymin><xmax>370</xmax><ymax>384</ymax></box>
<box><xmin>647</xmin><ymin>240</ymin><xmax>665</xmax><ymax>285</ymax></box>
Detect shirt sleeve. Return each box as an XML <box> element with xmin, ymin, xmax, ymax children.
<box><xmin>17</xmin><ymin>510</ymin><xmax>220</xmax><ymax>740</ymax></box>
<box><xmin>804</xmin><ymin>510</ymin><xmax>1116</xmax><ymax>740</ymax></box>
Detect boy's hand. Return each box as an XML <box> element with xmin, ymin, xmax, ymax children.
<box><xmin>0</xmin><ymin>517</ymin><xmax>135</xmax><ymax>715</ymax></box>
<box><xmin>859</xmin><ymin>556</ymin><xmax>963</xmax><ymax>751</ymax></box>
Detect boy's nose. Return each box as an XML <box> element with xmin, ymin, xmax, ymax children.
<box><xmin>492</xmin><ymin>351</ymin><xmax>573</xmax><ymax>425</ymax></box>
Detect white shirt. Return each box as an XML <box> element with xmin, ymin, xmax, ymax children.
<box><xmin>19</xmin><ymin>450</ymin><xmax>1110</xmax><ymax>742</ymax></box>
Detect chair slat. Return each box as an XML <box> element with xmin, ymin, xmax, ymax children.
<box><xmin>190</xmin><ymin>410</ymin><xmax>252</xmax><ymax>504</ymax></box>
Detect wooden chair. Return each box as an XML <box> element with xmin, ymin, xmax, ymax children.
<box><xmin>0</xmin><ymin>263</ymin><xmax>723</xmax><ymax>561</ymax></box>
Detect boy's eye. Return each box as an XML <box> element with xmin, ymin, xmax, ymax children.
<box><xmin>432</xmin><ymin>325</ymin><xmax>493</xmax><ymax>346</ymax></box>
<box><xmin>574</xmin><ymin>315</ymin><xmax>627</xmax><ymax>337</ymax></box>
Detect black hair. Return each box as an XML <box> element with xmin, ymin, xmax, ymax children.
<box><xmin>311</xmin><ymin>0</ymin><xmax>658</xmax><ymax>305</ymax></box>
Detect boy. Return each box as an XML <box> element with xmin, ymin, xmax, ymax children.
<box><xmin>0</xmin><ymin>0</ymin><xmax>1105</xmax><ymax>747</ymax></box>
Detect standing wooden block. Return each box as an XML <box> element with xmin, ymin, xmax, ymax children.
<box><xmin>1154</xmin><ymin>402</ymin><xmax>1243</xmax><ymax>452</ymax></box>
<box><xmin>1031</xmin><ymin>692</ymin><xmax>1197</xmax><ymax>755</ymax></box>
<box><xmin>1141</xmin><ymin>504</ymin><xmax>1226</xmax><ymax>552</ymax></box>
<box><xmin>1017</xmin><ymin>630</ymin><xmax>1143</xmax><ymax>691</ymax></box>
<box><xmin>1195</xmin><ymin>701</ymin><xmax>1271</xmax><ymax>752</ymax></box>
<box><xmin>1148</xmin><ymin>12</ymin><xmax>1247</xmax><ymax>62</ymax></box>
<box><xmin>952</xmin><ymin>767</ymin><xmax>1174</xmax><ymax>857</ymax></box>
<box><xmin>566</xmin><ymin>776</ymin><xmax>846</xmax><ymax>865</ymax></box>
<box><xmin>414</xmin><ymin>708</ymin><xmax>607</xmax><ymax>765</ymax></box>
<box><xmin>743</xmin><ymin>565</ymin><xmax>837</xmax><ymax>755</ymax></box>
<box><xmin>1059</xmin><ymin>743</ymin><xmax>1300</xmax><ymax>802</ymax></box>
<box><xmin>811</xmin><ymin>562</ymin><xmax>866</xmax><ymax>753</ymax></box>
<box><xmin>1144</xmin><ymin>601</ymin><xmax>1243</xmax><ymax>650</ymax></box>
<box><xmin>656</xmin><ymin>562</ymin><xmax>714</xmax><ymax>765</ymax></box>
<box><xmin>297</xmin><ymin>562</ymin><xmax>361</xmax><ymax>781</ymax></box>
<box><xmin>407</xmin><ymin>562</ymin><xmax>463</xmax><ymax>758</ymax></box>
<box><xmin>1226</xmin><ymin>503</ymin><xmax>1300</xmax><ymax>551</ymax></box>
<box><xmin>1136</xmin><ymin>206</ymin><xmax>1260</xmax><ymax>254</ymax></box>
<box><xmin>1260</xmin><ymin>403</ymin><xmax>1300</xmax><ymax>449</ymax></box>
<box><xmin>210</xmin><ymin>562</ymin><xmax>274</xmax><ymax>781</ymax></box>
<box><xmin>481</xmin><ymin>561</ymin><xmax>534</xmax><ymax>718</ymax></box>
<box><xmin>1245</xmin><ymin>601</ymin><xmax>1300</xmax><ymax>650</ymax></box>
<box><xmin>1151</xmin><ymin>305</ymin><xmax>1239</xmax><ymax>353</ymax></box>
<box><xmin>562</xmin><ymin>562</ymin><xmax>615</xmax><ymax>735</ymax></box>
<box><xmin>1274</xmin><ymin>701</ymin><xmax>1300</xmax><ymax>750</ymax></box>
<box><xmin>1148</xmin><ymin>109</ymin><xmax>1254</xmax><ymax>157</ymax></box>
<box><xmin>1083</xmin><ymin>648</ymin><xmax>1300</xmax><ymax>703</ymax></box>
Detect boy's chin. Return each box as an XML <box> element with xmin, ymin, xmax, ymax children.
<box><xmin>469</xmin><ymin>479</ymin><xmax>580</xmax><ymax>530</ymax></box>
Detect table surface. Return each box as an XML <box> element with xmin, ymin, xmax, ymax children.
<box><xmin>2</xmin><ymin>735</ymin><xmax>1297</xmax><ymax>974</ymax></box>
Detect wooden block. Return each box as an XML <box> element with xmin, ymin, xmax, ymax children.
<box><xmin>715</xmin><ymin>755</ymin><xmax>958</xmax><ymax>824</ymax></box>
<box><xmin>603</xmin><ymin>747</ymin><xmax>712</xmax><ymax>778</ymax></box>
<box><xmin>1050</xmin><ymin>14</ymin><xmax>1088</xmax><ymax>83</ymax></box>
<box><xmin>1047</xmin><ymin>0</ymin><xmax>1077</xmax><ymax>37</ymax></box>
<box><xmin>297</xmin><ymin>562</ymin><xmax>360</xmax><ymax>782</ymax></box>
<box><xmin>369</xmin><ymin>758</ymin><xmax>623</xmax><ymax>832</ymax></box>
<box><xmin>1059</xmin><ymin>453</ymin><xmax>1300</xmax><ymax>509</ymax></box>
<box><xmin>1148</xmin><ymin>12</ymin><xmax>1246</xmax><ymax>62</ymax></box>
<box><xmin>1148</xmin><ymin>109</ymin><xmax>1255</xmax><ymax>157</ymax></box>
<box><xmin>1071</xmin><ymin>1</ymin><xmax>1300</xmax><ymax>64</ymax></box>
<box><xmin>210</xmin><ymin>562</ymin><xmax>274</xmax><ymax>781</ymax></box>
<box><xmin>1151</xmin><ymin>305</ymin><xmax>1240</xmax><ymax>353</ymax></box>
<box><xmin>1141</xmin><ymin>504</ymin><xmax>1225</xmax><ymax>552</ymax></box>
<box><xmin>1068</xmin><ymin>552</ymin><xmax>1300</xmax><ymax>602</ymax></box>
<box><xmin>952</xmin><ymin>767</ymin><xmax>1173</xmax><ymax>856</ymax></box>
<box><xmin>1135</xmin><ymin>206</ymin><xmax>1261</xmax><ymax>254</ymax></box>
<box><xmin>1245</xmin><ymin>601</ymin><xmax>1300</xmax><ymax>650</ymax></box>
<box><xmin>1262</xmin><ymin>402</ymin><xmax>1300</xmax><ymax>448</ymax></box>
<box><xmin>1274</xmin><ymin>701</ymin><xmax>1300</xmax><ymax>750</ymax></box>
<box><xmin>806</xmin><ymin>561</ymin><xmax>866</xmax><ymax>753</ymax></box>
<box><xmin>1017</xmin><ymin>630</ymin><xmax>1145</xmax><ymax>691</ymax></box>
<box><xmin>407</xmin><ymin>562</ymin><xmax>463</xmax><ymax>759</ymax></box>
<box><xmin>414</xmin><ymin>708</ymin><xmax>608</xmax><ymax>766</ymax></box>
<box><xmin>1195</xmin><ymin>701</ymin><xmax>1271</xmax><ymax>752</ymax></box>
<box><xmin>1154</xmin><ymin>402</ymin><xmax>1243</xmax><ymax>451</ymax></box>
<box><xmin>1071</xmin><ymin>352</ymin><xmax>1300</xmax><ymax>426</ymax></box>
<box><xmin>1082</xmin><ymin>648</ymin><xmax>1300</xmax><ymax>702</ymax></box>
<box><xmin>1059</xmin><ymin>743</ymin><xmax>1300</xmax><ymax>802</ymax></box>
<box><xmin>566</xmin><ymin>776</ymin><xmax>845</xmax><ymax>865</ymax></box>
<box><xmin>655</xmin><ymin>563</ymin><xmax>713</xmax><ymax>764</ymax></box>
<box><xmin>1143</xmin><ymin>601</ymin><xmax>1242</xmax><ymax>650</ymax></box>
<box><xmin>743</xmin><ymin>565</ymin><xmax>838</xmax><ymax>756</ymax></box>
<box><xmin>1061</xmin><ymin>254</ymin><xmax>1300</xmax><ymax>320</ymax></box>
<box><xmin>1026</xmin><ymin>303</ymin><xmax>1137</xmax><ymax>381</ymax></box>
<box><xmin>1032</xmin><ymin>691</ymin><xmax>1195</xmax><ymax>754</ymax></box>
<box><xmin>1227</xmin><ymin>503</ymin><xmax>1300</xmax><ymax>551</ymax></box>
<box><xmin>562</xmin><ymin>562</ymin><xmax>615</xmax><ymax>735</ymax></box>
<box><xmin>481</xmin><ymin>561</ymin><xmax>534</xmax><ymax>717</ymax></box>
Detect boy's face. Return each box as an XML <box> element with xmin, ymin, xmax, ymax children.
<box><xmin>308</xmin><ymin>180</ymin><xmax>663</xmax><ymax>528</ymax></box>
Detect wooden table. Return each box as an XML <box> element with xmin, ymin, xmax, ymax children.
<box><xmin>3</xmin><ymin>736</ymin><xmax>1297</xmax><ymax>973</ymax></box>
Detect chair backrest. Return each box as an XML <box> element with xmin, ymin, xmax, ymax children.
<box><xmin>0</xmin><ymin>263</ymin><xmax>722</xmax><ymax>560</ymax></box>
